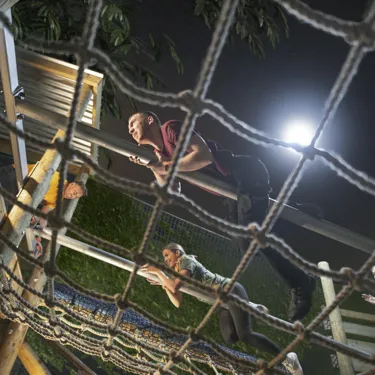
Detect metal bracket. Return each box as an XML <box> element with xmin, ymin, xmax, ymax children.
<box><xmin>12</xmin><ymin>85</ymin><xmax>25</xmax><ymax>100</ymax></box>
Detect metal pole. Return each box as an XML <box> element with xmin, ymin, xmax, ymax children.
<box><xmin>16</xmin><ymin>101</ymin><xmax>375</xmax><ymax>254</ymax></box>
<box><xmin>0</xmin><ymin>9</ymin><xmax>28</xmax><ymax>187</ymax></box>
<box><xmin>0</xmin><ymin>1</ymin><xmax>20</xmax><ymax>11</ymax></box>
<box><xmin>0</xmin><ymin>10</ymin><xmax>36</xmax><ymax>252</ymax></box>
<box><xmin>34</xmin><ymin>228</ymin><xmax>268</xmax><ymax>313</ymax></box>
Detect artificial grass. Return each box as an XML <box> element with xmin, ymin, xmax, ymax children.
<box><xmin>26</xmin><ymin>178</ymin><xmax>333</xmax><ymax>374</ymax></box>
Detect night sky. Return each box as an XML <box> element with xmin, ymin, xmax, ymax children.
<box><xmin>102</xmin><ymin>0</ymin><xmax>375</xmax><ymax>273</ymax></box>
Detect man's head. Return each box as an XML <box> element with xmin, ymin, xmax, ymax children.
<box><xmin>128</xmin><ymin>111</ymin><xmax>161</xmax><ymax>145</ymax></box>
<box><xmin>63</xmin><ymin>181</ymin><xmax>88</xmax><ymax>200</ymax></box>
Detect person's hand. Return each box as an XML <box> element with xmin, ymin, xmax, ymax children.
<box><xmin>140</xmin><ymin>264</ymin><xmax>160</xmax><ymax>275</ymax></box>
<box><xmin>155</xmin><ymin>150</ymin><xmax>170</xmax><ymax>163</ymax></box>
<box><xmin>362</xmin><ymin>294</ymin><xmax>375</xmax><ymax>304</ymax></box>
<box><xmin>146</xmin><ymin>278</ymin><xmax>161</xmax><ymax>286</ymax></box>
<box><xmin>30</xmin><ymin>216</ymin><xmax>39</xmax><ymax>226</ymax></box>
<box><xmin>129</xmin><ymin>156</ymin><xmax>148</xmax><ymax>166</ymax></box>
<box><xmin>34</xmin><ymin>237</ymin><xmax>43</xmax><ymax>258</ymax></box>
<box><xmin>146</xmin><ymin>161</ymin><xmax>168</xmax><ymax>176</ymax></box>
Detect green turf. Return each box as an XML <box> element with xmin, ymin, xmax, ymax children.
<box><xmin>26</xmin><ymin>178</ymin><xmax>334</xmax><ymax>374</ymax></box>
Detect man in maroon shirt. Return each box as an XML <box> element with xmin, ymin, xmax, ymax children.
<box><xmin>128</xmin><ymin>111</ymin><xmax>316</xmax><ymax>322</ymax></box>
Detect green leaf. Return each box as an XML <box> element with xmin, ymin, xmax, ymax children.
<box><xmin>194</xmin><ymin>0</ymin><xmax>206</xmax><ymax>15</ymax></box>
<box><xmin>149</xmin><ymin>33</ymin><xmax>155</xmax><ymax>48</ymax></box>
<box><xmin>100</xmin><ymin>4</ymin><xmax>109</xmax><ymax>18</ymax></box>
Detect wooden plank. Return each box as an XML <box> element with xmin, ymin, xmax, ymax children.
<box><xmin>0</xmin><ymin>0</ymin><xmax>20</xmax><ymax>11</ymax></box>
<box><xmin>0</xmin><ymin>164</ymin><xmax>89</xmax><ymax>375</ymax></box>
<box><xmin>318</xmin><ymin>261</ymin><xmax>355</xmax><ymax>375</ymax></box>
<box><xmin>0</xmin><ymin>182</ymin><xmax>7</xmax><ymax>221</ymax></box>
<box><xmin>90</xmin><ymin>78</ymin><xmax>103</xmax><ymax>163</ymax></box>
<box><xmin>348</xmin><ymin>339</ymin><xmax>375</xmax><ymax>373</ymax></box>
<box><xmin>343</xmin><ymin>322</ymin><xmax>375</xmax><ymax>339</ymax></box>
<box><xmin>341</xmin><ymin>309</ymin><xmax>375</xmax><ymax>324</ymax></box>
<box><xmin>0</xmin><ymin>130</ymin><xmax>65</xmax><ymax>374</ymax></box>
<box><xmin>16</xmin><ymin>47</ymin><xmax>103</xmax><ymax>88</ymax></box>
<box><xmin>352</xmin><ymin>358</ymin><xmax>375</xmax><ymax>374</ymax></box>
<box><xmin>347</xmin><ymin>339</ymin><xmax>375</xmax><ymax>355</ymax></box>
<box><xmin>18</xmin><ymin>342</ymin><xmax>51</xmax><ymax>375</ymax></box>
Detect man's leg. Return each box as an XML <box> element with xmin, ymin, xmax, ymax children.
<box><xmin>230</xmin><ymin>156</ymin><xmax>315</xmax><ymax>321</ymax></box>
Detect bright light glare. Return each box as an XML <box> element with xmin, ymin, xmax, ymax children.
<box><xmin>284</xmin><ymin>121</ymin><xmax>314</xmax><ymax>146</ymax></box>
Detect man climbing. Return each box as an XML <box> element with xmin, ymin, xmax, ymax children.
<box><xmin>0</xmin><ymin>163</ymin><xmax>88</xmax><ymax>256</ymax></box>
<box><xmin>128</xmin><ymin>111</ymin><xmax>316</xmax><ymax>322</ymax></box>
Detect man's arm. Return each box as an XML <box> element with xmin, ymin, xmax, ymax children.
<box><xmin>152</xmin><ymin>171</ymin><xmax>181</xmax><ymax>193</ymax></box>
<box><xmin>148</xmin><ymin>134</ymin><xmax>214</xmax><ymax>176</ymax></box>
<box><xmin>174</xmin><ymin>134</ymin><xmax>214</xmax><ymax>172</ymax></box>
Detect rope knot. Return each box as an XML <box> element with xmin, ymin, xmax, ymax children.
<box><xmin>101</xmin><ymin>348</ymin><xmax>111</xmax><ymax>361</ymax></box>
<box><xmin>44</xmin><ymin>261</ymin><xmax>57</xmax><ymax>279</ymax></box>
<box><xmin>132</xmin><ymin>253</ymin><xmax>144</xmax><ymax>266</ymax></box>
<box><xmin>107</xmin><ymin>324</ymin><xmax>118</xmax><ymax>337</ymax></box>
<box><xmin>303</xmin><ymin>145</ymin><xmax>316</xmax><ymax>161</ymax></box>
<box><xmin>256</xmin><ymin>358</ymin><xmax>268</xmax><ymax>371</ymax></box>
<box><xmin>340</xmin><ymin>267</ymin><xmax>362</xmax><ymax>291</ymax></box>
<box><xmin>344</xmin><ymin>23</ymin><xmax>375</xmax><ymax>49</ymax></box>
<box><xmin>215</xmin><ymin>286</ymin><xmax>228</xmax><ymax>303</ymax></box>
<box><xmin>114</xmin><ymin>293</ymin><xmax>128</xmax><ymax>311</ymax></box>
<box><xmin>53</xmin><ymin>326</ymin><xmax>63</xmax><ymax>339</ymax></box>
<box><xmin>156</xmin><ymin>364</ymin><xmax>167</xmax><ymax>375</ymax></box>
<box><xmin>248</xmin><ymin>224</ymin><xmax>267</xmax><ymax>248</ymax></box>
<box><xmin>188</xmin><ymin>327</ymin><xmax>199</xmax><ymax>342</ymax></box>
<box><xmin>293</xmin><ymin>321</ymin><xmax>306</xmax><ymax>339</ymax></box>
<box><xmin>151</xmin><ymin>181</ymin><xmax>170</xmax><ymax>205</ymax></box>
<box><xmin>177</xmin><ymin>90</ymin><xmax>203</xmax><ymax>115</ymax></box>
<box><xmin>48</xmin><ymin>315</ymin><xmax>58</xmax><ymax>326</ymax></box>
<box><xmin>54</xmin><ymin>138</ymin><xmax>75</xmax><ymax>161</ymax></box>
<box><xmin>168</xmin><ymin>350</ymin><xmax>181</xmax><ymax>364</ymax></box>
<box><xmin>46</xmin><ymin>212</ymin><xmax>64</xmax><ymax>231</ymax></box>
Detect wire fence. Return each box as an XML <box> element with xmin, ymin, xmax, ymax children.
<box><xmin>0</xmin><ymin>0</ymin><xmax>374</xmax><ymax>374</ymax></box>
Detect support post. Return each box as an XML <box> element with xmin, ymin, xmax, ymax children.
<box><xmin>318</xmin><ymin>261</ymin><xmax>355</xmax><ymax>375</ymax></box>
<box><xmin>0</xmin><ymin>164</ymin><xmax>89</xmax><ymax>375</ymax></box>
<box><xmin>18</xmin><ymin>342</ymin><xmax>51</xmax><ymax>375</ymax></box>
<box><xmin>0</xmin><ymin>129</ymin><xmax>65</xmax><ymax>375</ymax></box>
<box><xmin>0</xmin><ymin>8</ymin><xmax>28</xmax><ymax>187</ymax></box>
<box><xmin>0</xmin><ymin>9</ymin><xmax>36</xmax><ymax>251</ymax></box>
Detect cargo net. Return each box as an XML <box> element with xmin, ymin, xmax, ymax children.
<box><xmin>0</xmin><ymin>0</ymin><xmax>375</xmax><ymax>374</ymax></box>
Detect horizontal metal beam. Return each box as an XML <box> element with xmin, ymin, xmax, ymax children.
<box><xmin>0</xmin><ymin>0</ymin><xmax>19</xmax><ymax>12</ymax></box>
<box><xmin>35</xmin><ymin>228</ymin><xmax>267</xmax><ymax>312</ymax></box>
<box><xmin>17</xmin><ymin>101</ymin><xmax>375</xmax><ymax>254</ymax></box>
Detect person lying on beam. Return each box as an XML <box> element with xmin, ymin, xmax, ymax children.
<box><xmin>128</xmin><ymin>111</ymin><xmax>315</xmax><ymax>322</ymax></box>
<box><xmin>0</xmin><ymin>163</ymin><xmax>87</xmax><ymax>257</ymax></box>
<box><xmin>141</xmin><ymin>243</ymin><xmax>304</xmax><ymax>375</ymax></box>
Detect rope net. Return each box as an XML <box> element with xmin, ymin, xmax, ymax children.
<box><xmin>0</xmin><ymin>0</ymin><xmax>374</xmax><ymax>374</ymax></box>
